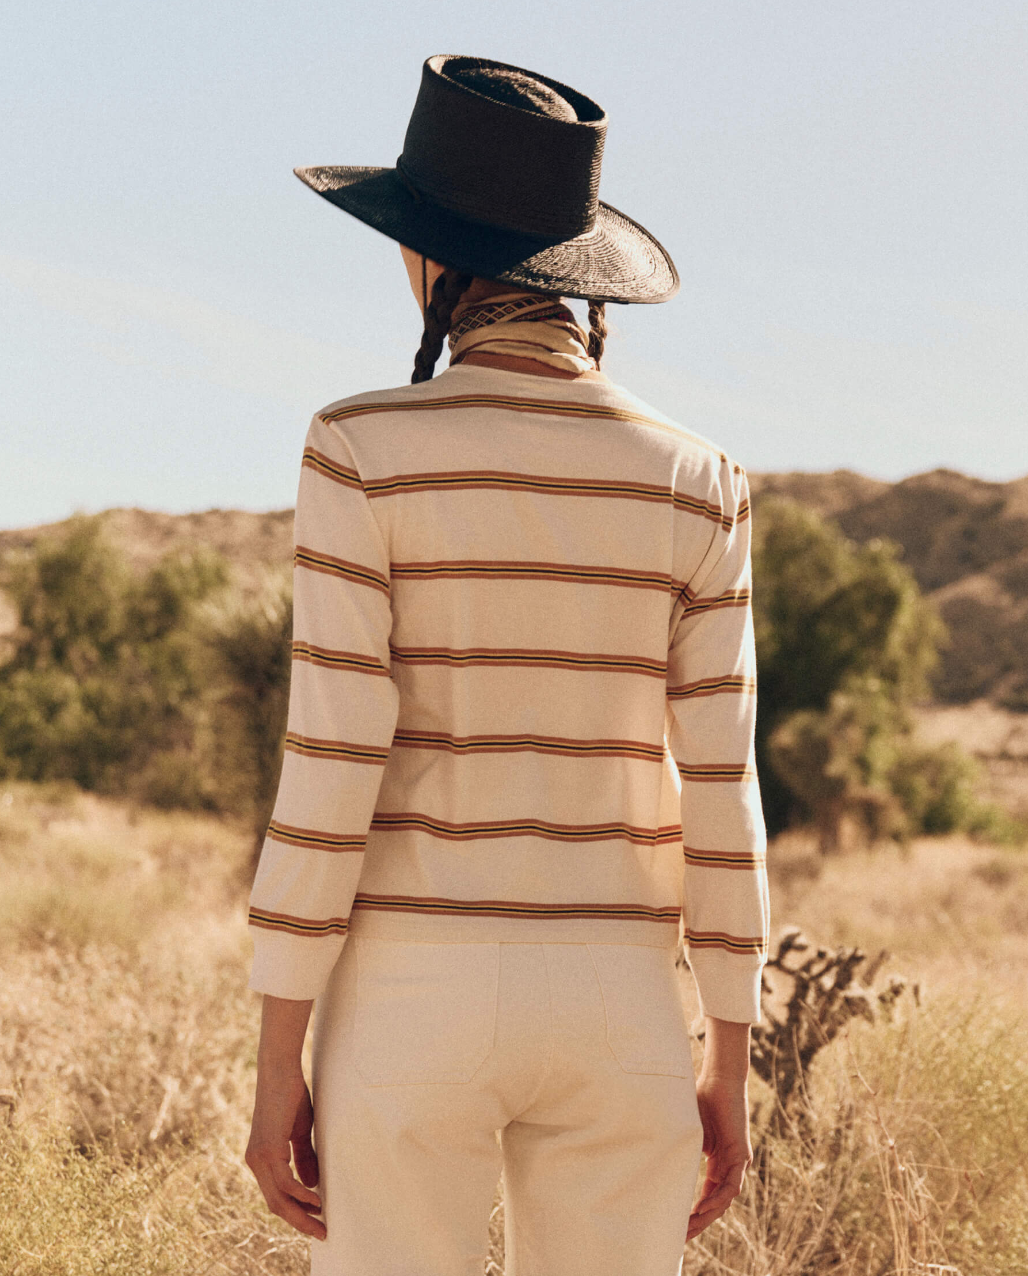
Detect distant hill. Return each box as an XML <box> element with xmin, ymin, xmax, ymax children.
<box><xmin>749</xmin><ymin>469</ymin><xmax>1028</xmax><ymax>708</ymax></box>
<box><xmin>3</xmin><ymin>466</ymin><xmax>1027</xmax><ymax>707</ymax></box>
<box><xmin>0</xmin><ymin>508</ymin><xmax>295</xmax><ymax>594</ymax></box>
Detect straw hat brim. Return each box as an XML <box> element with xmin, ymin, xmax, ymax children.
<box><xmin>294</xmin><ymin>165</ymin><xmax>679</xmax><ymax>305</ymax></box>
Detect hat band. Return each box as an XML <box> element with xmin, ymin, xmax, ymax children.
<box><xmin>396</xmin><ymin>152</ymin><xmax>596</xmax><ymax>239</ymax></box>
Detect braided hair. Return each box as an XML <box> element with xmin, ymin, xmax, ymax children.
<box><xmin>586</xmin><ymin>300</ymin><xmax>607</xmax><ymax>368</ymax></box>
<box><xmin>411</xmin><ymin>267</ymin><xmax>474</xmax><ymax>384</ymax></box>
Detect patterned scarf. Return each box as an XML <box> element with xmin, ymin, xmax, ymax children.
<box><xmin>448</xmin><ymin>292</ymin><xmax>596</xmax><ymax>374</ymax></box>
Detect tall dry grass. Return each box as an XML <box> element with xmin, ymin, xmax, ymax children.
<box><xmin>0</xmin><ymin>782</ymin><xmax>305</xmax><ymax>1275</ymax></box>
<box><xmin>1</xmin><ymin>782</ymin><xmax>1026</xmax><ymax>1274</ymax></box>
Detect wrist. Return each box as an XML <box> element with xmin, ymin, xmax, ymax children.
<box><xmin>255</xmin><ymin>1056</ymin><xmax>307</xmax><ymax>1097</ymax></box>
<box><xmin>697</xmin><ymin>1066</ymin><xmax>749</xmax><ymax>1088</ymax></box>
<box><xmin>699</xmin><ymin>1015</ymin><xmax>751</xmax><ymax>1084</ymax></box>
<box><xmin>256</xmin><ymin>994</ymin><xmax>313</xmax><ymax>1081</ymax></box>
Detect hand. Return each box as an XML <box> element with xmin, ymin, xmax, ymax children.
<box><xmin>687</xmin><ymin>1073</ymin><xmax>753</xmax><ymax>1241</ymax></box>
<box><xmin>245</xmin><ymin>1069</ymin><xmax>326</xmax><ymax>1240</ymax></box>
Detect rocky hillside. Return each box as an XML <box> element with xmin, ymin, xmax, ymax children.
<box><xmin>3</xmin><ymin>466</ymin><xmax>1027</xmax><ymax>707</ymax></box>
<box><xmin>0</xmin><ymin>507</ymin><xmax>295</xmax><ymax>594</ymax></box>
<box><xmin>750</xmin><ymin>468</ymin><xmax>1028</xmax><ymax>709</ymax></box>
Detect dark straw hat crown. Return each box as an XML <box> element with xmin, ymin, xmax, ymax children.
<box><xmin>295</xmin><ymin>55</ymin><xmax>678</xmax><ymax>305</ymax></box>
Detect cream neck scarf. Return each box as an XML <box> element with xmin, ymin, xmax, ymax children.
<box><xmin>448</xmin><ymin>292</ymin><xmax>596</xmax><ymax>374</ymax></box>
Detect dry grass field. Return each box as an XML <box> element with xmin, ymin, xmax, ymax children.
<box><xmin>1</xmin><ymin>781</ymin><xmax>1026</xmax><ymax>1275</ymax></box>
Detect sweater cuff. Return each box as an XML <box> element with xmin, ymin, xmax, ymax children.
<box><xmin>686</xmin><ymin>949</ymin><xmax>764</xmax><ymax>1024</ymax></box>
<box><xmin>248</xmin><ymin>928</ymin><xmax>347</xmax><ymax>1000</ymax></box>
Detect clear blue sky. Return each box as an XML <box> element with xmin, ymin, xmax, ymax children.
<box><xmin>3</xmin><ymin>1</ymin><xmax>1026</xmax><ymax>528</ymax></box>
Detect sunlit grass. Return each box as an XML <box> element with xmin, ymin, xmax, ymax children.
<box><xmin>768</xmin><ymin>829</ymin><xmax>1028</xmax><ymax>1010</ymax></box>
<box><xmin>0</xmin><ymin>782</ymin><xmax>248</xmax><ymax>950</ymax></box>
<box><xmin>1</xmin><ymin>782</ymin><xmax>1026</xmax><ymax>1274</ymax></box>
<box><xmin>0</xmin><ymin>1122</ymin><xmax>308</xmax><ymax>1276</ymax></box>
<box><xmin>689</xmin><ymin>993</ymin><xmax>1028</xmax><ymax>1276</ymax></box>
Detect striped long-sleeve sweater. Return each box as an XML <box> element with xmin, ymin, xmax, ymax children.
<box><xmin>248</xmin><ymin>362</ymin><xmax>770</xmax><ymax>1023</ymax></box>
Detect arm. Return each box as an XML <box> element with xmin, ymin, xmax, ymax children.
<box><xmin>666</xmin><ymin>462</ymin><xmax>767</xmax><ymax>1238</ymax></box>
<box><xmin>688</xmin><ymin>1016</ymin><xmax>752</xmax><ymax>1241</ymax></box>
<box><xmin>245</xmin><ymin>995</ymin><xmax>326</xmax><ymax>1241</ymax></box>
<box><xmin>666</xmin><ymin>461</ymin><xmax>770</xmax><ymax>1023</ymax></box>
<box><xmin>246</xmin><ymin>417</ymin><xmax>398</xmax><ymax>1235</ymax></box>
<box><xmin>247</xmin><ymin>416</ymin><xmax>399</xmax><ymax>999</ymax></box>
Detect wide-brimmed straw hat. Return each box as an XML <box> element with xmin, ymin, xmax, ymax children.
<box><xmin>294</xmin><ymin>55</ymin><xmax>678</xmax><ymax>305</ymax></box>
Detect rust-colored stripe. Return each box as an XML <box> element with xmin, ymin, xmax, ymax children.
<box><xmin>292</xmin><ymin>641</ymin><xmax>389</xmax><ymax>676</ymax></box>
<box><xmin>392</xmin><ymin>729</ymin><xmax>663</xmax><ymax>762</ymax></box>
<box><xmin>359</xmin><ymin>467</ymin><xmax>729</xmax><ymax>528</ymax></box>
<box><xmin>284</xmin><ymin>733</ymin><xmax>390</xmax><ymax>765</ymax></box>
<box><xmin>248</xmin><ymin>907</ymin><xmax>348</xmax><ymax>937</ymax></box>
<box><xmin>677</xmin><ymin>761</ymin><xmax>755</xmax><ymax>783</ymax></box>
<box><xmin>302</xmin><ymin>447</ymin><xmax>362</xmax><ymax>491</ymax></box>
<box><xmin>667</xmin><ymin>675</ymin><xmax>756</xmax><ymax>700</ymax></box>
<box><xmin>682</xmin><ymin>845</ymin><xmax>766</xmax><ymax>871</ymax></box>
<box><xmin>366</xmin><ymin>468</ymin><xmax>667</xmax><ymax>502</ymax></box>
<box><xmin>294</xmin><ymin>546</ymin><xmax>389</xmax><ymax>595</ymax></box>
<box><xmin>319</xmin><ymin>391</ymin><xmax>721</xmax><ymax>448</ymax></box>
<box><xmin>389</xmin><ymin>645</ymin><xmax>666</xmax><ymax>678</ymax></box>
<box><xmin>352</xmin><ymin>892</ymin><xmax>680</xmax><ymax>924</ymax></box>
<box><xmin>370</xmin><ymin>812</ymin><xmax>683</xmax><ymax>846</ymax></box>
<box><xmin>391</xmin><ymin>559</ymin><xmax>672</xmax><ymax>592</ymax></box>
<box><xmin>685</xmin><ymin>927</ymin><xmax>766</xmax><ymax>956</ymax></box>
<box><xmin>679</xmin><ymin>588</ymin><xmax>751</xmax><ymax>619</ymax></box>
<box><xmin>266</xmin><ymin>820</ymin><xmax>366</xmax><ymax>853</ymax></box>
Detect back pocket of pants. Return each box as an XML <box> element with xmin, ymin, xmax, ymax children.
<box><xmin>353</xmin><ymin>939</ymin><xmax>499</xmax><ymax>1085</ymax></box>
<box><xmin>588</xmin><ymin>945</ymin><xmax>694</xmax><ymax>1077</ymax></box>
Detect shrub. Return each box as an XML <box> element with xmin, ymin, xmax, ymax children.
<box><xmin>767</xmin><ymin>676</ymin><xmax>908</xmax><ymax>852</ymax></box>
<box><xmin>749</xmin><ymin>498</ymin><xmax>1011</xmax><ymax>845</ymax></box>
<box><xmin>0</xmin><ymin>519</ymin><xmax>297</xmax><ymax>836</ymax></box>
<box><xmin>888</xmin><ymin>738</ymin><xmax>982</xmax><ymax>835</ymax></box>
<box><xmin>0</xmin><ymin>517</ymin><xmax>227</xmax><ymax>795</ymax></box>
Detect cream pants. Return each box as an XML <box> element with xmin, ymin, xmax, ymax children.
<box><xmin>311</xmin><ymin>939</ymin><xmax>704</xmax><ymax>1276</ymax></box>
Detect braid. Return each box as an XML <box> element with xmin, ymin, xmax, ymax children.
<box><xmin>411</xmin><ymin>267</ymin><xmax>474</xmax><ymax>384</ymax></box>
<box><xmin>586</xmin><ymin>300</ymin><xmax>607</xmax><ymax>367</ymax></box>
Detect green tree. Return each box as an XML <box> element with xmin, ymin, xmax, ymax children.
<box><xmin>0</xmin><ymin>517</ymin><xmax>226</xmax><ymax>795</ymax></box>
<box><xmin>751</xmin><ymin>498</ymin><xmax>945</xmax><ymax>841</ymax></box>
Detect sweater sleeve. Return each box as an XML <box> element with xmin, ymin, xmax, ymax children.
<box><xmin>247</xmin><ymin>415</ymin><xmax>399</xmax><ymax>1000</ymax></box>
<box><xmin>666</xmin><ymin>461</ymin><xmax>770</xmax><ymax>1024</ymax></box>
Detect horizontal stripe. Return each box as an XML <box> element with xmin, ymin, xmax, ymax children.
<box><xmin>392</xmin><ymin>729</ymin><xmax>663</xmax><ymax>762</ymax></box>
<box><xmin>248</xmin><ymin>907</ymin><xmax>348</xmax><ymax>937</ymax></box>
<box><xmin>266</xmin><ymin>820</ymin><xmax>366</xmax><ymax>853</ymax></box>
<box><xmin>359</xmin><ymin>467</ymin><xmax>730</xmax><ymax>529</ymax></box>
<box><xmin>677</xmin><ymin>762</ymin><xmax>755</xmax><ymax>783</ymax></box>
<box><xmin>370</xmin><ymin>812</ymin><xmax>683</xmax><ymax>847</ymax></box>
<box><xmin>391</xmin><ymin>559</ymin><xmax>672</xmax><ymax>592</ymax></box>
<box><xmin>667</xmin><ymin>674</ymin><xmax>757</xmax><ymax>700</ymax></box>
<box><xmin>390</xmin><ymin>645</ymin><xmax>666</xmax><ymax>678</ymax></box>
<box><xmin>302</xmin><ymin>447</ymin><xmax>363</xmax><ymax>491</ymax></box>
<box><xmin>685</xmin><ymin>927</ymin><xmax>766</xmax><ymax>956</ymax></box>
<box><xmin>284</xmin><ymin>733</ymin><xmax>390</xmax><ymax>765</ymax></box>
<box><xmin>679</xmin><ymin>588</ymin><xmax>751</xmax><ymax>619</ymax></box>
<box><xmin>292</xmin><ymin>641</ymin><xmax>389</xmax><ymax>677</ymax></box>
<box><xmin>352</xmin><ymin>892</ymin><xmax>680</xmax><ymax>924</ymax></box>
<box><xmin>294</xmin><ymin>546</ymin><xmax>389</xmax><ymax>595</ymax></box>
<box><xmin>683</xmin><ymin>845</ymin><xmax>766</xmax><ymax>871</ymax></box>
<box><xmin>320</xmin><ymin>392</ymin><xmax>730</xmax><ymax>461</ymax></box>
